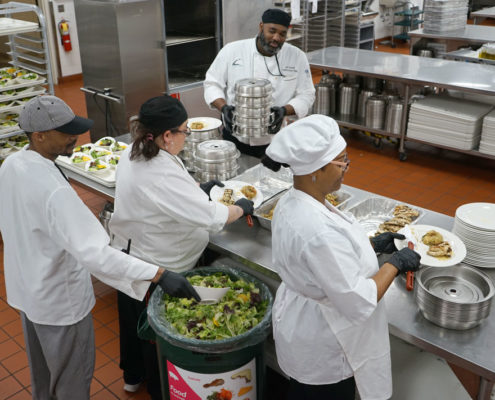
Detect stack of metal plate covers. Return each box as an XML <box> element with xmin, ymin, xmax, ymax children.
<box><xmin>180</xmin><ymin>117</ymin><xmax>222</xmax><ymax>172</ymax></box>
<box><xmin>233</xmin><ymin>78</ymin><xmax>273</xmax><ymax>142</ymax></box>
<box><xmin>193</xmin><ymin>140</ymin><xmax>240</xmax><ymax>182</ymax></box>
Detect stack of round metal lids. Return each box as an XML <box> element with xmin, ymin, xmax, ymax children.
<box><xmin>193</xmin><ymin>140</ymin><xmax>240</xmax><ymax>182</ymax></box>
<box><xmin>453</xmin><ymin>203</ymin><xmax>495</xmax><ymax>268</ymax></box>
<box><xmin>415</xmin><ymin>265</ymin><xmax>495</xmax><ymax>330</ymax></box>
<box><xmin>179</xmin><ymin>117</ymin><xmax>222</xmax><ymax>172</ymax></box>
<box><xmin>233</xmin><ymin>78</ymin><xmax>273</xmax><ymax>140</ymax></box>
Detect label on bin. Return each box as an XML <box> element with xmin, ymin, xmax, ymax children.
<box><xmin>167</xmin><ymin>358</ymin><xmax>256</xmax><ymax>400</ymax></box>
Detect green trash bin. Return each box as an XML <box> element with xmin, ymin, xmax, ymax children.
<box><xmin>145</xmin><ymin>266</ymin><xmax>273</xmax><ymax>400</ymax></box>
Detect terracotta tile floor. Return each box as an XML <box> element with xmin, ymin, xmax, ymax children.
<box><xmin>1</xmin><ymin>38</ymin><xmax>495</xmax><ymax>399</ymax></box>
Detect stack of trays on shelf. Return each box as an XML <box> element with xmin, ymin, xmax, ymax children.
<box><xmin>407</xmin><ymin>95</ymin><xmax>493</xmax><ymax>150</ymax></box>
<box><xmin>479</xmin><ymin>110</ymin><xmax>495</xmax><ymax>156</ymax></box>
<box><xmin>423</xmin><ymin>0</ymin><xmax>468</xmax><ymax>33</ymax></box>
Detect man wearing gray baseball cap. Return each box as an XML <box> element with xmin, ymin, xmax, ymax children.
<box><xmin>0</xmin><ymin>95</ymin><xmax>199</xmax><ymax>399</ymax></box>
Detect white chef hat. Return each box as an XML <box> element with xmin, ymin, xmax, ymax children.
<box><xmin>266</xmin><ymin>114</ymin><xmax>346</xmax><ymax>175</ymax></box>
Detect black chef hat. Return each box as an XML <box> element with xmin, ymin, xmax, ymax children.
<box><xmin>262</xmin><ymin>8</ymin><xmax>291</xmax><ymax>27</ymax></box>
<box><xmin>138</xmin><ymin>95</ymin><xmax>188</xmax><ymax>132</ymax></box>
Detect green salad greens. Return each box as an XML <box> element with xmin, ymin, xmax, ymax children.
<box><xmin>163</xmin><ymin>273</ymin><xmax>268</xmax><ymax>340</ymax></box>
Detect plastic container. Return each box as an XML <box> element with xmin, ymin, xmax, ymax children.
<box><xmin>145</xmin><ymin>267</ymin><xmax>273</xmax><ymax>400</ymax></box>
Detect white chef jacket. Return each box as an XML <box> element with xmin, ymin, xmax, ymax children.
<box><xmin>0</xmin><ymin>148</ymin><xmax>158</xmax><ymax>326</ymax></box>
<box><xmin>109</xmin><ymin>147</ymin><xmax>229</xmax><ymax>272</ymax></box>
<box><xmin>204</xmin><ymin>37</ymin><xmax>316</xmax><ymax>146</ymax></box>
<box><xmin>271</xmin><ymin>188</ymin><xmax>392</xmax><ymax>399</ymax></box>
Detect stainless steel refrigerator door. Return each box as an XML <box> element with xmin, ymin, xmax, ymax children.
<box><xmin>75</xmin><ymin>0</ymin><xmax>166</xmax><ymax>140</ymax></box>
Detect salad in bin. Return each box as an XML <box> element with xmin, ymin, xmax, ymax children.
<box><xmin>163</xmin><ymin>272</ymin><xmax>268</xmax><ymax>340</ymax></box>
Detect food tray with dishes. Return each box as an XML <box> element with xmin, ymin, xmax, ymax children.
<box><xmin>54</xmin><ymin>137</ymin><xmax>126</xmax><ymax>188</ymax></box>
<box><xmin>0</xmin><ymin>112</ymin><xmax>20</xmax><ymax>136</ymax></box>
<box><xmin>210</xmin><ymin>180</ymin><xmax>264</xmax><ymax>208</ymax></box>
<box><xmin>0</xmin><ymin>85</ymin><xmax>46</xmax><ymax>102</ymax></box>
<box><xmin>254</xmin><ymin>189</ymin><xmax>353</xmax><ymax>231</ymax></box>
<box><xmin>346</xmin><ymin>197</ymin><xmax>424</xmax><ymax>237</ymax></box>
<box><xmin>233</xmin><ymin>163</ymin><xmax>293</xmax><ymax>204</ymax></box>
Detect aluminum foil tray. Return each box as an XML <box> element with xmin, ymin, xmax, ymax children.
<box><xmin>346</xmin><ymin>197</ymin><xmax>424</xmax><ymax>237</ymax></box>
<box><xmin>254</xmin><ymin>189</ymin><xmax>353</xmax><ymax>231</ymax></box>
<box><xmin>232</xmin><ymin>163</ymin><xmax>293</xmax><ymax>203</ymax></box>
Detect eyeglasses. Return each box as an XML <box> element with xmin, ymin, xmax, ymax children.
<box><xmin>172</xmin><ymin>127</ymin><xmax>191</xmax><ymax>137</ymax></box>
<box><xmin>330</xmin><ymin>155</ymin><xmax>350</xmax><ymax>172</ymax></box>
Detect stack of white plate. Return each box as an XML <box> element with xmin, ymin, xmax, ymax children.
<box><xmin>407</xmin><ymin>95</ymin><xmax>493</xmax><ymax>150</ymax></box>
<box><xmin>453</xmin><ymin>203</ymin><xmax>495</xmax><ymax>268</ymax></box>
<box><xmin>479</xmin><ymin>110</ymin><xmax>495</xmax><ymax>156</ymax></box>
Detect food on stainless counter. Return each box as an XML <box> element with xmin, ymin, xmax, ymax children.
<box><xmin>231</xmin><ymin>369</ymin><xmax>252</xmax><ymax>383</ymax></box>
<box><xmin>427</xmin><ymin>241</ymin><xmax>452</xmax><ymax>258</ymax></box>
<box><xmin>220</xmin><ymin>188</ymin><xmax>235</xmax><ymax>205</ymax></box>
<box><xmin>163</xmin><ymin>272</ymin><xmax>268</xmax><ymax>340</ymax></box>
<box><xmin>203</xmin><ymin>378</ymin><xmax>225</xmax><ymax>388</ymax></box>
<box><xmin>241</xmin><ymin>185</ymin><xmax>257</xmax><ymax>200</ymax></box>
<box><xmin>261</xmin><ymin>204</ymin><xmax>276</xmax><ymax>220</ymax></box>
<box><xmin>325</xmin><ymin>193</ymin><xmax>339</xmax><ymax>206</ymax></box>
<box><xmin>238</xmin><ymin>386</ymin><xmax>253</xmax><ymax>397</ymax></box>
<box><xmin>190</xmin><ymin>121</ymin><xmax>205</xmax><ymax>130</ymax></box>
<box><xmin>206</xmin><ymin>389</ymin><xmax>232</xmax><ymax>400</ymax></box>
<box><xmin>422</xmin><ymin>230</ymin><xmax>444</xmax><ymax>245</ymax></box>
<box><xmin>376</xmin><ymin>203</ymin><xmax>420</xmax><ymax>234</ymax></box>
<box><xmin>394</xmin><ymin>204</ymin><xmax>420</xmax><ymax>219</ymax></box>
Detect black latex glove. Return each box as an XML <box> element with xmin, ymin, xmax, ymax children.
<box><xmin>387</xmin><ymin>248</ymin><xmax>421</xmax><ymax>275</ymax></box>
<box><xmin>157</xmin><ymin>270</ymin><xmax>201</xmax><ymax>301</ymax></box>
<box><xmin>269</xmin><ymin>106</ymin><xmax>287</xmax><ymax>134</ymax></box>
<box><xmin>221</xmin><ymin>105</ymin><xmax>235</xmax><ymax>132</ymax></box>
<box><xmin>200</xmin><ymin>180</ymin><xmax>224</xmax><ymax>196</ymax></box>
<box><xmin>234</xmin><ymin>198</ymin><xmax>254</xmax><ymax>216</ymax></box>
<box><xmin>371</xmin><ymin>232</ymin><xmax>405</xmax><ymax>254</ymax></box>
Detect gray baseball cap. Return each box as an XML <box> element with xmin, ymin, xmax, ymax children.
<box><xmin>19</xmin><ymin>95</ymin><xmax>93</xmax><ymax>135</ymax></box>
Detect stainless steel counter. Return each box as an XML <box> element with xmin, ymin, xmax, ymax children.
<box><xmin>63</xmin><ymin>154</ymin><xmax>495</xmax><ymax>399</ymax></box>
<box><xmin>409</xmin><ymin>25</ymin><xmax>495</xmax><ymax>43</ymax></box>
<box><xmin>307</xmin><ymin>46</ymin><xmax>495</xmax><ymax>96</ymax></box>
<box><xmin>209</xmin><ymin>184</ymin><xmax>495</xmax><ymax>400</ymax></box>
<box><xmin>471</xmin><ymin>7</ymin><xmax>495</xmax><ymax>24</ymax></box>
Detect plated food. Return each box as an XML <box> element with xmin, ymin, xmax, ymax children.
<box><xmin>95</xmin><ymin>136</ymin><xmax>115</xmax><ymax>148</ymax></box>
<box><xmin>163</xmin><ymin>272</ymin><xmax>268</xmax><ymax>340</ymax></box>
<box><xmin>73</xmin><ymin>144</ymin><xmax>94</xmax><ymax>154</ymax></box>
<box><xmin>90</xmin><ymin>147</ymin><xmax>112</xmax><ymax>159</ymax></box>
<box><xmin>110</xmin><ymin>141</ymin><xmax>127</xmax><ymax>153</ymax></box>
<box><xmin>70</xmin><ymin>152</ymin><xmax>93</xmax><ymax>167</ymax></box>
<box><xmin>85</xmin><ymin>159</ymin><xmax>110</xmax><ymax>174</ymax></box>
<box><xmin>395</xmin><ymin>224</ymin><xmax>466</xmax><ymax>267</ymax></box>
<box><xmin>210</xmin><ymin>180</ymin><xmax>263</xmax><ymax>209</ymax></box>
<box><xmin>190</xmin><ymin>121</ymin><xmax>205</xmax><ymax>130</ymax></box>
<box><xmin>105</xmin><ymin>154</ymin><xmax>120</xmax><ymax>169</ymax></box>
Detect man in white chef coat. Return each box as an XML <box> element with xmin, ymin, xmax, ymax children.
<box><xmin>0</xmin><ymin>95</ymin><xmax>199</xmax><ymax>400</ymax></box>
<box><xmin>204</xmin><ymin>8</ymin><xmax>315</xmax><ymax>157</ymax></box>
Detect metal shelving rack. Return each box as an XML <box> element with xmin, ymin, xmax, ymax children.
<box><xmin>281</xmin><ymin>0</ymin><xmax>345</xmax><ymax>53</ymax></box>
<box><xmin>344</xmin><ymin>1</ymin><xmax>375</xmax><ymax>50</ymax></box>
<box><xmin>391</xmin><ymin>3</ymin><xmax>424</xmax><ymax>47</ymax></box>
<box><xmin>307</xmin><ymin>46</ymin><xmax>495</xmax><ymax>162</ymax></box>
<box><xmin>0</xmin><ymin>2</ymin><xmax>54</xmax><ymax>141</ymax></box>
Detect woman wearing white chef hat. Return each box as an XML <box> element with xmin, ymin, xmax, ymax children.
<box><xmin>262</xmin><ymin>114</ymin><xmax>421</xmax><ymax>400</ymax></box>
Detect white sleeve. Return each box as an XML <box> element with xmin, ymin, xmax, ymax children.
<box><xmin>46</xmin><ymin>187</ymin><xmax>158</xmax><ymax>300</ymax></box>
<box><xmin>302</xmin><ymin>230</ymin><xmax>378</xmax><ymax>325</ymax></box>
<box><xmin>148</xmin><ymin>170</ymin><xmax>229</xmax><ymax>233</ymax></box>
<box><xmin>287</xmin><ymin>51</ymin><xmax>316</xmax><ymax>118</ymax></box>
<box><xmin>204</xmin><ymin>46</ymin><xmax>231</xmax><ymax>107</ymax></box>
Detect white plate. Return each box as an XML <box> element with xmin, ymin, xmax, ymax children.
<box><xmin>395</xmin><ymin>224</ymin><xmax>467</xmax><ymax>267</ymax></box>
<box><xmin>188</xmin><ymin>117</ymin><xmax>222</xmax><ymax>131</ymax></box>
<box><xmin>210</xmin><ymin>180</ymin><xmax>263</xmax><ymax>209</ymax></box>
<box><xmin>455</xmin><ymin>203</ymin><xmax>495</xmax><ymax>231</ymax></box>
